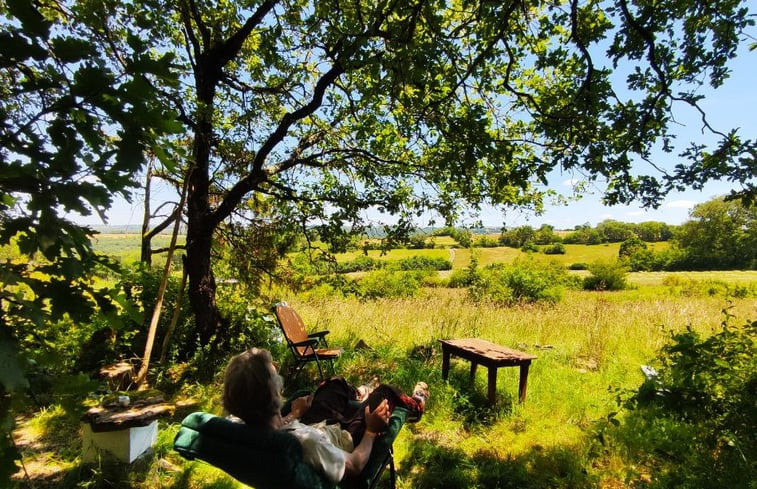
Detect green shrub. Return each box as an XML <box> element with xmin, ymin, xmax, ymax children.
<box><xmin>543</xmin><ymin>243</ymin><xmax>566</xmax><ymax>255</ymax></box>
<box><xmin>337</xmin><ymin>255</ymin><xmax>380</xmax><ymax>273</ymax></box>
<box><xmin>447</xmin><ymin>258</ymin><xmax>481</xmax><ymax>288</ymax></box>
<box><xmin>582</xmin><ymin>261</ymin><xmax>628</xmax><ymax>291</ymax></box>
<box><xmin>469</xmin><ymin>259</ymin><xmax>566</xmax><ymax>305</ymax></box>
<box><xmin>617</xmin><ymin>318</ymin><xmax>757</xmax><ymax>488</ymax></box>
<box><xmin>473</xmin><ymin>236</ymin><xmax>499</xmax><ymax>248</ymax></box>
<box><xmin>358</xmin><ymin>270</ymin><xmax>425</xmax><ymax>299</ymax></box>
<box><xmin>392</xmin><ymin>255</ymin><xmax>452</xmax><ymax>271</ymax></box>
<box><xmin>618</xmin><ymin>236</ymin><xmax>647</xmax><ymax>260</ymax></box>
<box><xmin>627</xmin><ymin>248</ymin><xmax>658</xmax><ymax>271</ymax></box>
<box><xmin>568</xmin><ymin>262</ymin><xmax>588</xmax><ymax>270</ymax></box>
<box><xmin>520</xmin><ymin>240</ymin><xmax>540</xmax><ymax>253</ymax></box>
<box><xmin>452</xmin><ymin>229</ymin><xmax>473</xmax><ymax>248</ymax></box>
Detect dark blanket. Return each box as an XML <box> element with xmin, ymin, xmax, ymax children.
<box><xmin>300</xmin><ymin>377</ymin><xmax>423</xmax><ymax>445</ymax></box>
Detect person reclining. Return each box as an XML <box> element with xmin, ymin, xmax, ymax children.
<box><xmin>222</xmin><ymin>347</ymin><xmax>428</xmax><ymax>484</ymax></box>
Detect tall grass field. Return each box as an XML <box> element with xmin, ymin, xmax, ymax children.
<box><xmin>10</xmin><ymin>234</ymin><xmax>756</xmax><ymax>489</ymax></box>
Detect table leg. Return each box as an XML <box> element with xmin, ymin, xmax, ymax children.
<box><xmin>441</xmin><ymin>348</ymin><xmax>450</xmax><ymax>380</ymax></box>
<box><xmin>487</xmin><ymin>367</ymin><xmax>497</xmax><ymax>405</ymax></box>
<box><xmin>518</xmin><ymin>361</ymin><xmax>531</xmax><ymax>403</ymax></box>
<box><xmin>469</xmin><ymin>362</ymin><xmax>477</xmax><ymax>382</ymax></box>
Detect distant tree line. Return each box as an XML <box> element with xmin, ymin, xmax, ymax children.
<box><xmin>499</xmin><ymin>220</ymin><xmax>675</xmax><ymax>248</ymax></box>
<box><xmin>622</xmin><ymin>198</ymin><xmax>755</xmax><ymax>271</ymax></box>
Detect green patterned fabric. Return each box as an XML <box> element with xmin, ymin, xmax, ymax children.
<box><xmin>173</xmin><ymin>407</ymin><xmax>408</xmax><ymax>489</ymax></box>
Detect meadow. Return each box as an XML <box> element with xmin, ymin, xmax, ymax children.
<box><xmin>11</xmin><ymin>234</ymin><xmax>756</xmax><ymax>489</ymax></box>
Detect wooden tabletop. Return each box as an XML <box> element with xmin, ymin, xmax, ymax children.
<box><xmin>82</xmin><ymin>396</ymin><xmax>174</xmax><ymax>432</ymax></box>
<box><xmin>440</xmin><ymin>338</ymin><xmax>537</xmax><ymax>363</ymax></box>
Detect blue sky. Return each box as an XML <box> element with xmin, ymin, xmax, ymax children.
<box><xmin>476</xmin><ymin>42</ymin><xmax>757</xmax><ymax>230</ymax></box>
<box><xmin>84</xmin><ymin>42</ymin><xmax>756</xmax><ymax>231</ymax></box>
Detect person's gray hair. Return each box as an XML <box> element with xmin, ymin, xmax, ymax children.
<box><xmin>222</xmin><ymin>347</ymin><xmax>282</xmax><ymax>427</ymax></box>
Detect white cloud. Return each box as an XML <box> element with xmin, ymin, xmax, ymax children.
<box><xmin>665</xmin><ymin>200</ymin><xmax>698</xmax><ymax>209</ymax></box>
<box><xmin>626</xmin><ymin>211</ymin><xmax>645</xmax><ymax>217</ymax></box>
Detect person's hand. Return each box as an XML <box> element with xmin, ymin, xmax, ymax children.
<box><xmin>290</xmin><ymin>394</ymin><xmax>313</xmax><ymax>418</ymax></box>
<box><xmin>364</xmin><ymin>399</ymin><xmax>390</xmax><ymax>435</ymax></box>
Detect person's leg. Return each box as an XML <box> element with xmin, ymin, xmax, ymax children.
<box><xmin>300</xmin><ymin>377</ymin><xmax>358</xmax><ymax>425</ymax></box>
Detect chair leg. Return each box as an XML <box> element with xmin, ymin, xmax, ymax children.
<box><xmin>329</xmin><ymin>358</ymin><xmax>337</xmax><ymax>375</ymax></box>
<box><xmin>314</xmin><ymin>357</ymin><xmax>325</xmax><ymax>380</ymax></box>
<box><xmin>367</xmin><ymin>450</ymin><xmax>395</xmax><ymax>489</ymax></box>
<box><xmin>388</xmin><ymin>450</ymin><xmax>396</xmax><ymax>489</ymax></box>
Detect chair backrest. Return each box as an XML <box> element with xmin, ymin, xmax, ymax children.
<box><xmin>174</xmin><ymin>412</ymin><xmax>334</xmax><ymax>489</ymax></box>
<box><xmin>274</xmin><ymin>304</ymin><xmax>310</xmax><ymax>354</ymax></box>
<box><xmin>174</xmin><ymin>408</ymin><xmax>409</xmax><ymax>489</ymax></box>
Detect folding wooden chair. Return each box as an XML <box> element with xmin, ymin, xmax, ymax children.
<box><xmin>273</xmin><ymin>302</ymin><xmax>343</xmax><ymax>380</ymax></box>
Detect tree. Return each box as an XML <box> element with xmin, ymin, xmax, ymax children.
<box><xmin>139</xmin><ymin>156</ymin><xmax>186</xmax><ymax>267</ymax></box>
<box><xmin>619</xmin><ymin>235</ymin><xmax>647</xmax><ymax>260</ymax></box>
<box><xmin>534</xmin><ymin>224</ymin><xmax>559</xmax><ymax>245</ymax></box>
<box><xmin>564</xmin><ymin>224</ymin><xmax>603</xmax><ymax>245</ymax></box>
<box><xmin>0</xmin><ymin>0</ymin><xmax>178</xmax><ymax>481</ymax></box>
<box><xmin>634</xmin><ymin>221</ymin><xmax>674</xmax><ymax>242</ymax></box>
<box><xmin>156</xmin><ymin>0</ymin><xmax>754</xmax><ymax>348</ymax></box>
<box><xmin>674</xmin><ymin>197</ymin><xmax>756</xmax><ymax>269</ymax></box>
<box><xmin>596</xmin><ymin>219</ymin><xmax>635</xmax><ymax>242</ymax></box>
<box><xmin>499</xmin><ymin>225</ymin><xmax>536</xmax><ymax>248</ymax></box>
<box><xmin>7</xmin><ymin>0</ymin><xmax>757</xmax><ymax>359</ymax></box>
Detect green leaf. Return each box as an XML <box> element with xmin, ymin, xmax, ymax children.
<box><xmin>51</xmin><ymin>37</ymin><xmax>95</xmax><ymax>62</ymax></box>
<box><xmin>6</xmin><ymin>0</ymin><xmax>50</xmax><ymax>37</ymax></box>
<box><xmin>0</xmin><ymin>331</ymin><xmax>28</xmax><ymax>392</ymax></box>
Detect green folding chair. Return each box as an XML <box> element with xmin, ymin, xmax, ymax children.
<box><xmin>173</xmin><ymin>398</ymin><xmax>407</xmax><ymax>489</ymax></box>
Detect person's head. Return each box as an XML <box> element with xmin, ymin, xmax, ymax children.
<box><xmin>222</xmin><ymin>347</ymin><xmax>283</xmax><ymax>428</ymax></box>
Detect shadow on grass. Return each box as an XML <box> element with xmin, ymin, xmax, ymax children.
<box><xmin>15</xmin><ymin>452</ymin><xmax>240</xmax><ymax>489</ymax></box>
<box><xmin>445</xmin><ymin>367</ymin><xmax>516</xmax><ymax>428</ymax></box>
<box><xmin>397</xmin><ymin>437</ymin><xmax>594</xmax><ymax>489</ymax></box>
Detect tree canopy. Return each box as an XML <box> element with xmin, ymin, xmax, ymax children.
<box><xmin>675</xmin><ymin>196</ymin><xmax>756</xmax><ymax>269</ymax></box>
<box><xmin>2</xmin><ymin>0</ymin><xmax>755</xmax><ymax>367</ymax></box>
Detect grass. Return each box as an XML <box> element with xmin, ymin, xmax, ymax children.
<box><xmin>279</xmin><ymin>288</ymin><xmax>754</xmax><ymax>488</ymax></box>
<box><xmin>11</xmin><ymin>236</ymin><xmax>756</xmax><ymax>489</ymax></box>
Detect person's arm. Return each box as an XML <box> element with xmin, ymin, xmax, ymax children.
<box><xmin>281</xmin><ymin>394</ymin><xmax>313</xmax><ymax>425</ymax></box>
<box><xmin>343</xmin><ymin>399</ymin><xmax>390</xmax><ymax>478</ymax></box>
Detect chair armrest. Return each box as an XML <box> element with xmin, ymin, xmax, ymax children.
<box><xmin>281</xmin><ymin>390</ymin><xmax>313</xmax><ymax>416</ymax></box>
<box><xmin>343</xmin><ymin>407</ymin><xmax>408</xmax><ymax>489</ymax></box>
<box><xmin>308</xmin><ymin>330</ymin><xmax>330</xmax><ymax>338</ymax></box>
<box><xmin>290</xmin><ymin>338</ymin><xmax>320</xmax><ymax>348</ymax></box>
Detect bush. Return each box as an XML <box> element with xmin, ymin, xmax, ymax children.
<box><xmin>392</xmin><ymin>255</ymin><xmax>452</xmax><ymax>271</ymax></box>
<box><xmin>582</xmin><ymin>261</ymin><xmax>628</xmax><ymax>291</ymax></box>
<box><xmin>469</xmin><ymin>259</ymin><xmax>566</xmax><ymax>305</ymax></box>
<box><xmin>358</xmin><ymin>270</ymin><xmax>426</xmax><ymax>299</ymax></box>
<box><xmin>543</xmin><ymin>243</ymin><xmax>566</xmax><ymax>255</ymax></box>
<box><xmin>520</xmin><ymin>240</ymin><xmax>540</xmax><ymax>253</ymax></box>
<box><xmin>568</xmin><ymin>262</ymin><xmax>589</xmax><ymax>270</ymax></box>
<box><xmin>618</xmin><ymin>236</ymin><xmax>647</xmax><ymax>260</ymax></box>
<box><xmin>452</xmin><ymin>229</ymin><xmax>473</xmax><ymax>248</ymax></box>
<box><xmin>337</xmin><ymin>255</ymin><xmax>380</xmax><ymax>273</ymax></box>
<box><xmin>473</xmin><ymin>236</ymin><xmax>499</xmax><ymax>248</ymax></box>
<box><xmin>616</xmin><ymin>318</ymin><xmax>757</xmax><ymax>488</ymax></box>
<box><xmin>406</xmin><ymin>234</ymin><xmax>432</xmax><ymax>249</ymax></box>
<box><xmin>627</xmin><ymin>248</ymin><xmax>658</xmax><ymax>271</ymax></box>
<box><xmin>447</xmin><ymin>257</ymin><xmax>481</xmax><ymax>288</ymax></box>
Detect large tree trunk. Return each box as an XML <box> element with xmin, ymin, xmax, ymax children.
<box><xmin>185</xmin><ymin>72</ymin><xmax>221</xmax><ymax>345</ymax></box>
<box><xmin>185</xmin><ymin>213</ymin><xmax>220</xmax><ymax>346</ymax></box>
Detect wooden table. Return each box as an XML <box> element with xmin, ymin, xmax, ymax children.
<box><xmin>440</xmin><ymin>338</ymin><xmax>537</xmax><ymax>404</ymax></box>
